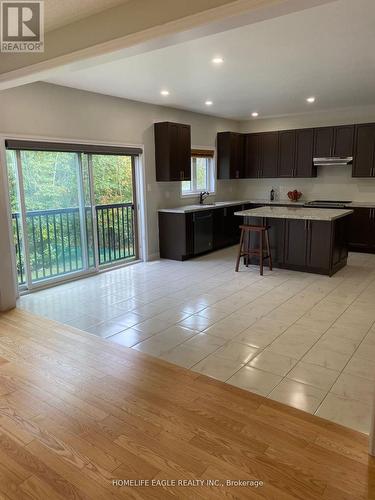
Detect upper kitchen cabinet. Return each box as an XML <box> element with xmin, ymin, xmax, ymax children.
<box><xmin>352</xmin><ymin>123</ymin><xmax>375</xmax><ymax>177</ymax></box>
<box><xmin>314</xmin><ymin>125</ymin><xmax>354</xmax><ymax>158</ymax></box>
<box><xmin>260</xmin><ymin>132</ymin><xmax>279</xmax><ymax>178</ymax></box>
<box><xmin>278</xmin><ymin>130</ymin><xmax>296</xmax><ymax>177</ymax></box>
<box><xmin>244</xmin><ymin>132</ymin><xmax>278</xmax><ymax>178</ymax></box>
<box><xmin>295</xmin><ymin>128</ymin><xmax>316</xmax><ymax>177</ymax></box>
<box><xmin>217</xmin><ymin>132</ymin><xmax>245</xmax><ymax>179</ymax></box>
<box><xmin>314</xmin><ymin>127</ymin><xmax>334</xmax><ymax>157</ymax></box>
<box><xmin>278</xmin><ymin>128</ymin><xmax>315</xmax><ymax>178</ymax></box>
<box><xmin>154</xmin><ymin>122</ymin><xmax>191</xmax><ymax>182</ymax></box>
<box><xmin>334</xmin><ymin>125</ymin><xmax>355</xmax><ymax>157</ymax></box>
<box><xmin>244</xmin><ymin>133</ymin><xmax>260</xmax><ymax>178</ymax></box>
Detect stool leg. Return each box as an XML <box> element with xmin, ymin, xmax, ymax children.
<box><xmin>246</xmin><ymin>230</ymin><xmax>250</xmax><ymax>267</ymax></box>
<box><xmin>235</xmin><ymin>229</ymin><xmax>244</xmax><ymax>272</ymax></box>
<box><xmin>265</xmin><ymin>229</ymin><xmax>272</xmax><ymax>271</ymax></box>
<box><xmin>259</xmin><ymin>231</ymin><xmax>264</xmax><ymax>276</ymax></box>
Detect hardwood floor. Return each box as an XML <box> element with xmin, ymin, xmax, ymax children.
<box><xmin>0</xmin><ymin>308</ymin><xmax>373</xmax><ymax>499</ymax></box>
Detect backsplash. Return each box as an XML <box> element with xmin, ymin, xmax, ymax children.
<box><xmin>237</xmin><ymin>165</ymin><xmax>375</xmax><ymax>202</ymax></box>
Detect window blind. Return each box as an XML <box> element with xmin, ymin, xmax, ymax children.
<box><xmin>191</xmin><ymin>149</ymin><xmax>215</xmax><ymax>158</ymax></box>
<box><xmin>5</xmin><ymin>140</ymin><xmax>142</xmax><ymax>156</ymax></box>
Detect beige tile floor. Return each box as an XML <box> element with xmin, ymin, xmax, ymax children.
<box><xmin>18</xmin><ymin>247</ymin><xmax>375</xmax><ymax>434</ymax></box>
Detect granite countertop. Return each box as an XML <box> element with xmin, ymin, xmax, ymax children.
<box><xmin>158</xmin><ymin>199</ymin><xmax>375</xmax><ymax>214</ymax></box>
<box><xmin>235</xmin><ymin>206</ymin><xmax>354</xmax><ymax>221</ymax></box>
<box><xmin>158</xmin><ymin>199</ymin><xmax>304</xmax><ymax>213</ymax></box>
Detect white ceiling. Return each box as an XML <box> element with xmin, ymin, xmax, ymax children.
<box><xmin>45</xmin><ymin>0</ymin><xmax>375</xmax><ymax>120</ymax></box>
<box><xmin>44</xmin><ymin>0</ymin><xmax>131</xmax><ymax>32</ymax></box>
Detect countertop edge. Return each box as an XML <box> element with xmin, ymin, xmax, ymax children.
<box><xmin>159</xmin><ymin>200</ymin><xmax>375</xmax><ymax>214</ymax></box>
<box><xmin>234</xmin><ymin>208</ymin><xmax>354</xmax><ymax>222</ymax></box>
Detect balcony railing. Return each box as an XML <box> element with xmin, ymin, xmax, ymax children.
<box><xmin>12</xmin><ymin>202</ymin><xmax>136</xmax><ymax>285</ymax></box>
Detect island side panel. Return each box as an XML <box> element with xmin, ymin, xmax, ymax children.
<box><xmin>241</xmin><ymin>215</ymin><xmax>349</xmax><ymax>276</ymax></box>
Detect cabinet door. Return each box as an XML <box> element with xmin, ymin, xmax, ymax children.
<box><xmin>295</xmin><ymin>128</ymin><xmax>315</xmax><ymax>177</ymax></box>
<box><xmin>278</xmin><ymin>130</ymin><xmax>296</xmax><ymax>177</ymax></box>
<box><xmin>314</xmin><ymin>127</ymin><xmax>334</xmax><ymax>157</ymax></box>
<box><xmin>306</xmin><ymin>221</ymin><xmax>331</xmax><ymax>270</ymax></box>
<box><xmin>231</xmin><ymin>134</ymin><xmax>245</xmax><ymax>179</ymax></box>
<box><xmin>213</xmin><ymin>208</ymin><xmax>226</xmax><ymax>249</ymax></box>
<box><xmin>226</xmin><ymin>205</ymin><xmax>243</xmax><ymax>244</ymax></box>
<box><xmin>244</xmin><ymin>134</ymin><xmax>260</xmax><ymax>178</ymax></box>
<box><xmin>346</xmin><ymin>208</ymin><xmax>374</xmax><ymax>251</ymax></box>
<box><xmin>260</xmin><ymin>132</ymin><xmax>278</xmax><ymax>178</ymax></box>
<box><xmin>217</xmin><ymin>132</ymin><xmax>244</xmax><ymax>179</ymax></box>
<box><xmin>265</xmin><ymin>218</ymin><xmax>284</xmax><ymax>266</ymax></box>
<box><xmin>333</xmin><ymin>125</ymin><xmax>354</xmax><ymax>157</ymax></box>
<box><xmin>168</xmin><ymin>123</ymin><xmax>181</xmax><ymax>181</ymax></box>
<box><xmin>352</xmin><ymin>124</ymin><xmax>375</xmax><ymax>177</ymax></box>
<box><xmin>155</xmin><ymin>122</ymin><xmax>191</xmax><ymax>182</ymax></box>
<box><xmin>284</xmin><ymin>219</ymin><xmax>307</xmax><ymax>267</ymax></box>
<box><xmin>179</xmin><ymin>124</ymin><xmax>192</xmax><ymax>181</ymax></box>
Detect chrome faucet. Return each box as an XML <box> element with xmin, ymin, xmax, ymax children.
<box><xmin>199</xmin><ymin>191</ymin><xmax>210</xmax><ymax>204</ymax></box>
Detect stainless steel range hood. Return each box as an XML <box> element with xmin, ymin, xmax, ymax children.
<box><xmin>313</xmin><ymin>156</ymin><xmax>353</xmax><ymax>167</ymax></box>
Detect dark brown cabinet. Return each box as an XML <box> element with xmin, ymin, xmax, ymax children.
<box><xmin>242</xmin><ymin>215</ymin><xmax>348</xmax><ymax>275</ymax></box>
<box><xmin>347</xmin><ymin>207</ymin><xmax>375</xmax><ymax>252</ymax></box>
<box><xmin>314</xmin><ymin>125</ymin><xmax>354</xmax><ymax>158</ymax></box>
<box><xmin>295</xmin><ymin>128</ymin><xmax>316</xmax><ymax>177</ymax></box>
<box><xmin>158</xmin><ymin>212</ymin><xmax>193</xmax><ymax>260</ymax></box>
<box><xmin>283</xmin><ymin>218</ymin><xmax>346</xmax><ymax>275</ymax></box>
<box><xmin>260</xmin><ymin>132</ymin><xmax>279</xmax><ymax>178</ymax></box>
<box><xmin>278</xmin><ymin>130</ymin><xmax>296</xmax><ymax>177</ymax></box>
<box><xmin>154</xmin><ymin>122</ymin><xmax>191</xmax><ymax>182</ymax></box>
<box><xmin>244</xmin><ymin>132</ymin><xmax>278</xmax><ymax>178</ymax></box>
<box><xmin>334</xmin><ymin>125</ymin><xmax>355</xmax><ymax>157</ymax></box>
<box><xmin>306</xmin><ymin>221</ymin><xmax>332</xmax><ymax>270</ymax></box>
<box><xmin>217</xmin><ymin>122</ymin><xmax>359</xmax><ymax>180</ymax></box>
<box><xmin>277</xmin><ymin>129</ymin><xmax>315</xmax><ymax>178</ymax></box>
<box><xmin>244</xmin><ymin>133</ymin><xmax>260</xmax><ymax>178</ymax></box>
<box><xmin>217</xmin><ymin>132</ymin><xmax>244</xmax><ymax>179</ymax></box>
<box><xmin>159</xmin><ymin>204</ymin><xmax>245</xmax><ymax>260</ymax></box>
<box><xmin>314</xmin><ymin>127</ymin><xmax>334</xmax><ymax>157</ymax></box>
<box><xmin>352</xmin><ymin>124</ymin><xmax>375</xmax><ymax>177</ymax></box>
<box><xmin>284</xmin><ymin>219</ymin><xmax>306</xmax><ymax>266</ymax></box>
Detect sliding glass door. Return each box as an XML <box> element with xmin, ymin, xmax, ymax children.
<box><xmin>6</xmin><ymin>143</ymin><xmax>139</xmax><ymax>290</ymax></box>
<box><xmin>92</xmin><ymin>154</ymin><xmax>137</xmax><ymax>266</ymax></box>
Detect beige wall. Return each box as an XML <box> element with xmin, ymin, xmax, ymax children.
<box><xmin>237</xmin><ymin>106</ymin><xmax>375</xmax><ymax>202</ymax></box>
<box><xmin>0</xmin><ymin>82</ymin><xmax>239</xmax><ymax>261</ymax></box>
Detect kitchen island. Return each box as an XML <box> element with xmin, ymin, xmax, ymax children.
<box><xmin>235</xmin><ymin>206</ymin><xmax>353</xmax><ymax>276</ymax></box>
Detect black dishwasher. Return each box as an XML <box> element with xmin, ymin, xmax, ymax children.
<box><xmin>193</xmin><ymin>210</ymin><xmax>213</xmax><ymax>255</ymax></box>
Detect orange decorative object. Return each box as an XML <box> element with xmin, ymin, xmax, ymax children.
<box><xmin>287</xmin><ymin>190</ymin><xmax>302</xmax><ymax>202</ymax></box>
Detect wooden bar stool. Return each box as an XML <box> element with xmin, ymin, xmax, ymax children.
<box><xmin>235</xmin><ymin>225</ymin><xmax>272</xmax><ymax>276</ymax></box>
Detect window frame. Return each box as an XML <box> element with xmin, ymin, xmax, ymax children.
<box><xmin>181</xmin><ymin>149</ymin><xmax>216</xmax><ymax>198</ymax></box>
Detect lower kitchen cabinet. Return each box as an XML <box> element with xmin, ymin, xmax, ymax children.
<box><xmin>159</xmin><ymin>206</ymin><xmax>350</xmax><ymax>272</ymax></box>
<box><xmin>159</xmin><ymin>204</ymin><xmax>246</xmax><ymax>260</ymax></box>
<box><xmin>284</xmin><ymin>219</ymin><xmax>307</xmax><ymax>267</ymax></box>
<box><xmin>283</xmin><ymin>218</ymin><xmax>347</xmax><ymax>275</ymax></box>
<box><xmin>243</xmin><ymin>216</ymin><xmax>348</xmax><ymax>276</ymax></box>
<box><xmin>347</xmin><ymin>207</ymin><xmax>375</xmax><ymax>252</ymax></box>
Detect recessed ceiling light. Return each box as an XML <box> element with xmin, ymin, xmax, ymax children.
<box><xmin>160</xmin><ymin>90</ymin><xmax>170</xmax><ymax>96</ymax></box>
<box><xmin>306</xmin><ymin>96</ymin><xmax>316</xmax><ymax>103</ymax></box>
<box><xmin>212</xmin><ymin>57</ymin><xmax>224</xmax><ymax>64</ymax></box>
<box><xmin>205</xmin><ymin>100</ymin><xmax>213</xmax><ymax>106</ymax></box>
<box><xmin>251</xmin><ymin>112</ymin><xmax>259</xmax><ymax>117</ymax></box>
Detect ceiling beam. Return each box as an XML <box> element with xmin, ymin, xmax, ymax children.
<box><xmin>0</xmin><ymin>0</ymin><xmax>337</xmax><ymax>90</ymax></box>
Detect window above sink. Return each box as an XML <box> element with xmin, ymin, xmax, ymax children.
<box><xmin>181</xmin><ymin>149</ymin><xmax>215</xmax><ymax>197</ymax></box>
